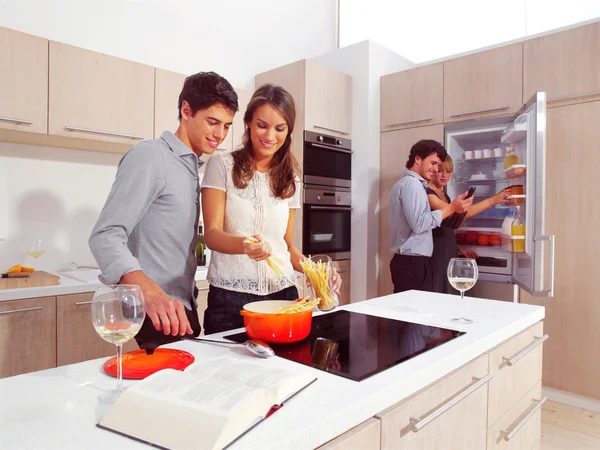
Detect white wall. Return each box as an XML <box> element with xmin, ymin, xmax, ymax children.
<box><xmin>0</xmin><ymin>143</ymin><xmax>122</xmax><ymax>271</ymax></box>
<box><xmin>313</xmin><ymin>41</ymin><xmax>414</xmax><ymax>302</ymax></box>
<box><xmin>0</xmin><ymin>0</ymin><xmax>337</xmax><ymax>89</ymax></box>
<box><xmin>0</xmin><ymin>0</ymin><xmax>337</xmax><ymax>272</ymax></box>
<box><xmin>340</xmin><ymin>0</ymin><xmax>600</xmax><ymax>64</ymax></box>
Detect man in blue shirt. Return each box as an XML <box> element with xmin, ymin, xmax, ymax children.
<box><xmin>388</xmin><ymin>140</ymin><xmax>473</xmax><ymax>293</ymax></box>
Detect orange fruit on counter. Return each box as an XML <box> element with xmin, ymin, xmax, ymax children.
<box><xmin>477</xmin><ymin>234</ymin><xmax>489</xmax><ymax>246</ymax></box>
<box><xmin>21</xmin><ymin>266</ymin><xmax>35</xmax><ymax>272</ymax></box>
<box><xmin>6</xmin><ymin>264</ymin><xmax>22</xmax><ymax>274</ymax></box>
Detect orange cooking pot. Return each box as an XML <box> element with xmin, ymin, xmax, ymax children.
<box><xmin>240</xmin><ymin>300</ymin><xmax>312</xmax><ymax>344</ymax></box>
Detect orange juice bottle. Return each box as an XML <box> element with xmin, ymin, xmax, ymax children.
<box><xmin>504</xmin><ymin>147</ymin><xmax>519</xmax><ymax>169</ymax></box>
<box><xmin>511</xmin><ymin>206</ymin><xmax>526</xmax><ymax>252</ymax></box>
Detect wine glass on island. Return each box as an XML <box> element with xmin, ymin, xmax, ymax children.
<box><xmin>27</xmin><ymin>238</ymin><xmax>45</xmax><ymax>259</ymax></box>
<box><xmin>447</xmin><ymin>257</ymin><xmax>478</xmax><ymax>325</ymax></box>
<box><xmin>91</xmin><ymin>285</ymin><xmax>146</xmax><ymax>404</ymax></box>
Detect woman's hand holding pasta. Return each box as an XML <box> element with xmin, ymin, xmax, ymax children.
<box><xmin>242</xmin><ymin>235</ymin><xmax>272</xmax><ymax>261</ymax></box>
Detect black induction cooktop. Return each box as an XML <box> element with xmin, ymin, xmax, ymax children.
<box><xmin>224</xmin><ymin>310</ymin><xmax>465</xmax><ymax>381</ymax></box>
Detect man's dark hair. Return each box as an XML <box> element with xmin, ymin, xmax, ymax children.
<box><xmin>405</xmin><ymin>139</ymin><xmax>447</xmax><ymax>169</ymax></box>
<box><xmin>177</xmin><ymin>71</ymin><xmax>239</xmax><ymax>120</ymax></box>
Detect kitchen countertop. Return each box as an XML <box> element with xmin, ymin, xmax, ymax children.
<box><xmin>0</xmin><ymin>267</ymin><xmax>209</xmax><ymax>302</ymax></box>
<box><xmin>0</xmin><ymin>290</ymin><xmax>544</xmax><ymax>450</ymax></box>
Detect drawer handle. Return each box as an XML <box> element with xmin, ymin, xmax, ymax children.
<box><xmin>0</xmin><ymin>116</ymin><xmax>34</xmax><ymax>125</ymax></box>
<box><xmin>0</xmin><ymin>306</ymin><xmax>42</xmax><ymax>315</ymax></box>
<box><xmin>450</xmin><ymin>106</ymin><xmax>509</xmax><ymax>118</ymax></box>
<box><xmin>64</xmin><ymin>126</ymin><xmax>144</xmax><ymax>140</ymax></box>
<box><xmin>197</xmin><ymin>287</ymin><xmax>210</xmax><ymax>292</ymax></box>
<box><xmin>312</xmin><ymin>125</ymin><xmax>350</xmax><ymax>136</ymax></box>
<box><xmin>75</xmin><ymin>301</ymin><xmax>93</xmax><ymax>306</ymax></box>
<box><xmin>409</xmin><ymin>373</ymin><xmax>493</xmax><ymax>432</ymax></box>
<box><xmin>549</xmin><ymin>91</ymin><xmax>600</xmax><ymax>103</ymax></box>
<box><xmin>503</xmin><ymin>334</ymin><xmax>549</xmax><ymax>366</ymax></box>
<box><xmin>383</xmin><ymin>118</ymin><xmax>433</xmax><ymax>128</ymax></box>
<box><xmin>500</xmin><ymin>397</ymin><xmax>547</xmax><ymax>441</ymax></box>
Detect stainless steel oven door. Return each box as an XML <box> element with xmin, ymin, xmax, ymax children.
<box><xmin>302</xmin><ymin>187</ymin><xmax>351</xmax><ymax>260</ymax></box>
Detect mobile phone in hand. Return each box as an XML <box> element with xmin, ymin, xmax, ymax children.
<box><xmin>464</xmin><ymin>186</ymin><xmax>476</xmax><ymax>199</ymax></box>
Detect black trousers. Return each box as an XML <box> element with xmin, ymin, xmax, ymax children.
<box><xmin>203</xmin><ymin>285</ymin><xmax>299</xmax><ymax>335</ymax></box>
<box><xmin>134</xmin><ymin>286</ymin><xmax>202</xmax><ymax>354</ymax></box>
<box><xmin>390</xmin><ymin>254</ymin><xmax>434</xmax><ymax>294</ymax></box>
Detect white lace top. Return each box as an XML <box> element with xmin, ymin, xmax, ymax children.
<box><xmin>201</xmin><ymin>152</ymin><xmax>301</xmax><ymax>295</ymax></box>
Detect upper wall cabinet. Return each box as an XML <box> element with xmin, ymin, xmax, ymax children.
<box><xmin>444</xmin><ymin>43</ymin><xmax>523</xmax><ymax>122</ymax></box>
<box><xmin>49</xmin><ymin>42</ymin><xmax>155</xmax><ymax>145</ymax></box>
<box><xmin>524</xmin><ymin>21</ymin><xmax>600</xmax><ymax>107</ymax></box>
<box><xmin>154</xmin><ymin>69</ymin><xmax>186</xmax><ymax>139</ymax></box>
<box><xmin>380</xmin><ymin>63</ymin><xmax>443</xmax><ymax>131</ymax></box>
<box><xmin>232</xmin><ymin>88</ymin><xmax>252</xmax><ymax>150</ymax></box>
<box><xmin>0</xmin><ymin>28</ymin><xmax>48</xmax><ymax>134</ymax></box>
<box><xmin>305</xmin><ymin>60</ymin><xmax>352</xmax><ymax>137</ymax></box>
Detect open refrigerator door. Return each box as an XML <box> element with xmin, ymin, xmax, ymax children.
<box><xmin>445</xmin><ymin>92</ymin><xmax>554</xmax><ymax>297</ymax></box>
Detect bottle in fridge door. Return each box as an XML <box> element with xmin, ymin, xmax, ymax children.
<box><xmin>501</xmin><ymin>211</ymin><xmax>515</xmax><ymax>251</ymax></box>
<box><xmin>511</xmin><ymin>206</ymin><xmax>526</xmax><ymax>253</ymax></box>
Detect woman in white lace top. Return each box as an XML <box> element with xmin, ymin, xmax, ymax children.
<box><xmin>201</xmin><ymin>84</ymin><xmax>341</xmax><ymax>334</ymax></box>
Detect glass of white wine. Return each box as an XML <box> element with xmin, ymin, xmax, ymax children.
<box><xmin>27</xmin><ymin>238</ymin><xmax>45</xmax><ymax>258</ymax></box>
<box><xmin>91</xmin><ymin>285</ymin><xmax>145</xmax><ymax>404</ymax></box>
<box><xmin>447</xmin><ymin>258</ymin><xmax>478</xmax><ymax>325</ymax></box>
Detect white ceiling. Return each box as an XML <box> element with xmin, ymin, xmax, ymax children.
<box><xmin>340</xmin><ymin>0</ymin><xmax>600</xmax><ymax>63</ymax></box>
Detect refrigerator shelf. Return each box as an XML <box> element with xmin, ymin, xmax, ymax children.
<box><xmin>458</xmin><ymin>178</ymin><xmax>511</xmax><ymax>185</ymax></box>
<box><xmin>501</xmin><ymin>114</ymin><xmax>528</xmax><ymax>144</ymax></box>
<box><xmin>460</xmin><ymin>156</ymin><xmax>504</xmax><ymax>164</ymax></box>
<box><xmin>502</xmin><ymin>164</ymin><xmax>527</xmax><ymax>179</ymax></box>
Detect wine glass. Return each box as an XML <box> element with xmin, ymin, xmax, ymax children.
<box><xmin>27</xmin><ymin>238</ymin><xmax>45</xmax><ymax>258</ymax></box>
<box><xmin>91</xmin><ymin>285</ymin><xmax>145</xmax><ymax>403</ymax></box>
<box><xmin>447</xmin><ymin>258</ymin><xmax>478</xmax><ymax>325</ymax></box>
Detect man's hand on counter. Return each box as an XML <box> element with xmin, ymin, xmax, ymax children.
<box><xmin>120</xmin><ymin>270</ymin><xmax>192</xmax><ymax>336</ymax></box>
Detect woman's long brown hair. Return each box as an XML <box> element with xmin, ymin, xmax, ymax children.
<box><xmin>231</xmin><ymin>84</ymin><xmax>300</xmax><ymax>199</ymax></box>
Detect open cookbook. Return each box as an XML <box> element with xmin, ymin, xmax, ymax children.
<box><xmin>98</xmin><ymin>356</ymin><xmax>317</xmax><ymax>450</ymax></box>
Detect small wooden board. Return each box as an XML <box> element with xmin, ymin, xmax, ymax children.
<box><xmin>0</xmin><ymin>271</ymin><xmax>60</xmax><ymax>290</ymax></box>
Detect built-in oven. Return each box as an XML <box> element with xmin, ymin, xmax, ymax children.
<box><xmin>303</xmin><ymin>186</ymin><xmax>351</xmax><ymax>260</ymax></box>
<box><xmin>303</xmin><ymin>130</ymin><xmax>351</xmax><ymax>188</ymax></box>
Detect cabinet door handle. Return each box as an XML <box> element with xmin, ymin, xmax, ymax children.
<box><xmin>197</xmin><ymin>287</ymin><xmax>210</xmax><ymax>292</ymax></box>
<box><xmin>450</xmin><ymin>106</ymin><xmax>509</xmax><ymax>118</ymax></box>
<box><xmin>312</xmin><ymin>125</ymin><xmax>350</xmax><ymax>136</ymax></box>
<box><xmin>0</xmin><ymin>116</ymin><xmax>34</xmax><ymax>125</ymax></box>
<box><xmin>500</xmin><ymin>397</ymin><xmax>547</xmax><ymax>441</ymax></box>
<box><xmin>75</xmin><ymin>301</ymin><xmax>93</xmax><ymax>306</ymax></box>
<box><xmin>0</xmin><ymin>306</ymin><xmax>42</xmax><ymax>315</ymax></box>
<box><xmin>382</xmin><ymin>118</ymin><xmax>433</xmax><ymax>128</ymax></box>
<box><xmin>502</xmin><ymin>334</ymin><xmax>549</xmax><ymax>366</ymax></box>
<box><xmin>549</xmin><ymin>91</ymin><xmax>600</xmax><ymax>103</ymax></box>
<box><xmin>409</xmin><ymin>373</ymin><xmax>493</xmax><ymax>432</ymax></box>
<box><xmin>64</xmin><ymin>126</ymin><xmax>144</xmax><ymax>140</ymax></box>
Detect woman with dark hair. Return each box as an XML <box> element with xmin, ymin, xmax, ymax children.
<box><xmin>201</xmin><ymin>83</ymin><xmax>342</xmax><ymax>334</ymax></box>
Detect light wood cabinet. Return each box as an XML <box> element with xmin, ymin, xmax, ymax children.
<box><xmin>49</xmin><ymin>41</ymin><xmax>155</xmax><ymax>146</ymax></box>
<box><xmin>316</xmin><ymin>418</ymin><xmax>380</xmax><ymax>450</ymax></box>
<box><xmin>0</xmin><ymin>27</ymin><xmax>48</xmax><ymax>134</ymax></box>
<box><xmin>154</xmin><ymin>69</ymin><xmax>186</xmax><ymax>138</ymax></box>
<box><xmin>305</xmin><ymin>60</ymin><xmax>352</xmax><ymax>137</ymax></box>
<box><xmin>380</xmin><ymin>63</ymin><xmax>443</xmax><ymax>131</ymax></box>
<box><xmin>520</xmin><ymin>101</ymin><xmax>600</xmax><ymax>399</ymax></box>
<box><xmin>232</xmin><ymin>88</ymin><xmax>253</xmax><ymax>150</ymax></box>
<box><xmin>332</xmin><ymin>260</ymin><xmax>351</xmax><ymax>305</ymax></box>
<box><xmin>377</xmin><ymin>355</ymin><xmax>489</xmax><ymax>450</ymax></box>
<box><xmin>378</xmin><ymin>125</ymin><xmax>445</xmax><ymax>296</ymax></box>
<box><xmin>444</xmin><ymin>43</ymin><xmax>522</xmax><ymax>122</ymax></box>
<box><xmin>487</xmin><ymin>382</ymin><xmax>543</xmax><ymax>450</ymax></box>
<box><xmin>56</xmin><ymin>293</ymin><xmax>137</xmax><ymax>367</ymax></box>
<box><xmin>524</xmin><ymin>21</ymin><xmax>600</xmax><ymax>107</ymax></box>
<box><xmin>0</xmin><ymin>296</ymin><xmax>56</xmax><ymax>378</ymax></box>
<box><xmin>487</xmin><ymin>321</ymin><xmax>544</xmax><ymax>427</ymax></box>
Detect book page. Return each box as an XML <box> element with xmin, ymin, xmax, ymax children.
<box><xmin>184</xmin><ymin>357</ymin><xmax>316</xmax><ymax>404</ymax></box>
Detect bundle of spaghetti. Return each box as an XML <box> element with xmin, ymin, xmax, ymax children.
<box><xmin>271</xmin><ymin>296</ymin><xmax>319</xmax><ymax>314</ymax></box>
<box><xmin>241</xmin><ymin>234</ymin><xmax>302</xmax><ymax>290</ymax></box>
<box><xmin>299</xmin><ymin>258</ymin><xmax>336</xmax><ymax>310</ymax></box>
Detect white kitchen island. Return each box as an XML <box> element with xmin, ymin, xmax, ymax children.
<box><xmin>0</xmin><ymin>290</ymin><xmax>546</xmax><ymax>450</ymax></box>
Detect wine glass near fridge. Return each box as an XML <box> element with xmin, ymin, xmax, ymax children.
<box><xmin>91</xmin><ymin>285</ymin><xmax>145</xmax><ymax>404</ymax></box>
<box><xmin>447</xmin><ymin>258</ymin><xmax>478</xmax><ymax>325</ymax></box>
<box><xmin>27</xmin><ymin>238</ymin><xmax>45</xmax><ymax>258</ymax></box>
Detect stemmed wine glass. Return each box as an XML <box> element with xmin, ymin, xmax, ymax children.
<box><xmin>447</xmin><ymin>258</ymin><xmax>478</xmax><ymax>325</ymax></box>
<box><xmin>91</xmin><ymin>285</ymin><xmax>145</xmax><ymax>403</ymax></box>
<box><xmin>27</xmin><ymin>238</ymin><xmax>45</xmax><ymax>259</ymax></box>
